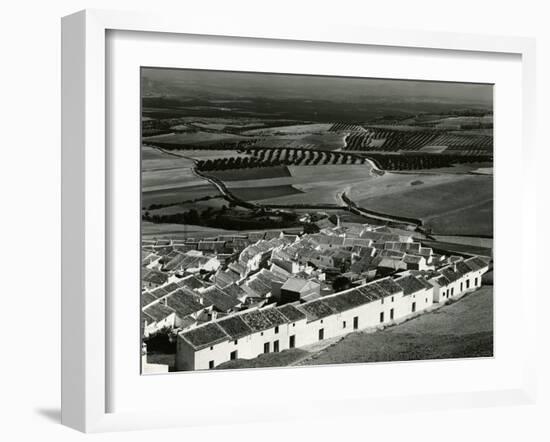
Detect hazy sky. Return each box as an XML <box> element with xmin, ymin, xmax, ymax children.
<box><xmin>142</xmin><ymin>67</ymin><xmax>493</xmax><ymax>105</ymax></box>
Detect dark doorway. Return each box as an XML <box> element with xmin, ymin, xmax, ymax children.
<box><xmin>318</xmin><ymin>328</ymin><xmax>324</xmax><ymax>340</ymax></box>
<box><xmin>289</xmin><ymin>335</ymin><xmax>295</xmax><ymax>348</ymax></box>
<box><xmin>353</xmin><ymin>316</ymin><xmax>359</xmax><ymax>330</ymax></box>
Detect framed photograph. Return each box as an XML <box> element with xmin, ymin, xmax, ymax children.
<box><xmin>61</xmin><ymin>9</ymin><xmax>537</xmax><ymax>432</ymax></box>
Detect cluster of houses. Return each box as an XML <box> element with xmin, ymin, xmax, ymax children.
<box><xmin>141</xmin><ymin>221</ymin><xmax>491</xmax><ymax>372</ymax></box>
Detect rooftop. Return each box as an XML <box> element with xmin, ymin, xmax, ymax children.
<box><xmin>217</xmin><ymin>315</ymin><xmax>252</xmax><ymax>340</ymax></box>
<box><xmin>180</xmin><ymin>322</ymin><xmax>229</xmax><ymax>350</ymax></box>
<box><xmin>297</xmin><ymin>300</ymin><xmax>335</xmax><ymax>322</ymax></box>
<box><xmin>277</xmin><ymin>304</ymin><xmax>307</xmax><ymax>322</ymax></box>
<box><xmin>394</xmin><ymin>275</ymin><xmax>431</xmax><ymax>296</ymax></box>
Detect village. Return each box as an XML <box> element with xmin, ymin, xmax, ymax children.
<box><xmin>141</xmin><ymin>217</ymin><xmax>491</xmax><ymax>373</ymax></box>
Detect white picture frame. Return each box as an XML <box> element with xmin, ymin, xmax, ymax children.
<box><xmin>61</xmin><ymin>9</ymin><xmax>537</xmax><ymax>433</ymax></box>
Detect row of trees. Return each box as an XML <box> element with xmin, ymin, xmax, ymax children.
<box><xmin>196</xmin><ymin>148</ymin><xmax>367</xmax><ymax>171</ymax></box>
<box><xmin>366</xmin><ymin>153</ymin><xmax>492</xmax><ymax>171</ymax></box>
<box><xmin>248</xmin><ymin>148</ymin><xmax>363</xmax><ymax>166</ymax></box>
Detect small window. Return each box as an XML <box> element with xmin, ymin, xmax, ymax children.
<box><xmin>342</xmin><ymin>321</ymin><xmax>346</xmax><ymax>329</ymax></box>
<box><xmin>275</xmin><ymin>326</ymin><xmax>279</xmax><ymax>334</ymax></box>
<box><xmin>210</xmin><ymin>346</ymin><xmax>213</xmax><ymax>350</ymax></box>
<box><xmin>234</xmin><ymin>339</ymin><xmax>238</xmax><ymax>345</ymax></box>
<box><xmin>381</xmin><ymin>298</ymin><xmax>384</xmax><ymax>305</ymax></box>
<box><xmin>292</xmin><ymin>323</ymin><xmax>295</xmax><ymax>327</ymax></box>
<box><xmin>412</xmin><ymin>302</ymin><xmax>416</xmax><ymax>313</ymax></box>
<box><xmin>209</xmin><ymin>360</ymin><xmax>214</xmax><ymax>369</ymax></box>
<box><xmin>425</xmin><ymin>298</ymin><xmax>428</xmax><ymax>303</ymax></box>
<box><xmin>261</xmin><ymin>332</ymin><xmax>264</xmax><ymax>336</ymax></box>
<box><xmin>391</xmin><ymin>296</ymin><xmax>394</xmax><ymax>302</ymax></box>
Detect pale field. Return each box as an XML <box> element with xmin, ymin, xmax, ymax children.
<box><xmin>142</xmin><ymin>221</ymin><xmax>236</xmax><ymax>239</ymax></box>
<box><xmin>142</xmin><ymin>168</ymin><xmax>206</xmax><ymax>192</ymax></box>
<box><xmin>243</xmin><ymin>123</ymin><xmax>332</xmax><ymax>136</ymax></box>
<box><xmin>142</xmin><ymin>145</ymin><xmax>196</xmax><ymax>172</ymax></box>
<box><xmin>252</xmin><ymin>132</ymin><xmax>347</xmax><ymax>150</ymax></box>
<box><xmin>432</xmin><ymin>235</ymin><xmax>493</xmax><ymax>248</ymax></box>
<box><xmin>143</xmin><ymin>130</ymin><xmax>249</xmax><ymax>145</ymax></box>
<box><xmin>223</xmin><ymin>164</ymin><xmax>376</xmax><ymax>205</ymax></box>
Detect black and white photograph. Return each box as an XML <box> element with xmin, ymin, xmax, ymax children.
<box><xmin>140</xmin><ymin>68</ymin><xmax>494</xmax><ymax>373</ymax></box>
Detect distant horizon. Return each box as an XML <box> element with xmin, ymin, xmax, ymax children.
<box><xmin>141</xmin><ymin>67</ymin><xmax>493</xmax><ymax>107</ymax></box>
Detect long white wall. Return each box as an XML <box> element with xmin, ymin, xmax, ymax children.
<box><xmin>177</xmin><ymin>265</ymin><xmax>488</xmax><ymax>371</ymax></box>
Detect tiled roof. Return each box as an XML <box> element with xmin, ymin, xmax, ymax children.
<box><xmin>141</xmin><ymin>291</ymin><xmax>157</xmax><ymax>308</ymax></box>
<box><xmin>281</xmin><ymin>277</ymin><xmax>311</xmax><ymax>293</ymax></box>
<box><xmin>455</xmin><ymin>261</ymin><xmax>472</xmax><ymax>276</ymax></box>
<box><xmin>464</xmin><ymin>256</ymin><xmax>490</xmax><ymax>272</ymax></box>
<box><xmin>356</xmin><ymin>283</ymin><xmax>386</xmax><ymax>301</ymax></box>
<box><xmin>240</xmin><ymin>310</ymin><xmax>276</xmax><ymax>332</ymax></box>
<box><xmin>260</xmin><ymin>308</ymin><xmax>290</xmax><ymax>327</ymax></box>
<box><xmin>440</xmin><ymin>267</ymin><xmax>462</xmax><ymax>283</ymax></box>
<box><xmin>201</xmin><ymin>287</ymin><xmax>240</xmax><ymax>312</ymax></box>
<box><xmin>220</xmin><ymin>284</ymin><xmax>246</xmax><ymax>299</ymax></box>
<box><xmin>217</xmin><ymin>315</ymin><xmax>252</xmax><ymax>340</ymax></box>
<box><xmin>142</xmin><ymin>302</ymin><xmax>175</xmax><ymax>323</ymax></box>
<box><xmin>394</xmin><ymin>275</ymin><xmax>429</xmax><ymax>296</ymax></box>
<box><xmin>165</xmin><ymin>290</ymin><xmax>205</xmax><ymax>317</ymax></box>
<box><xmin>322</xmin><ymin>289</ymin><xmax>369</xmax><ymax>313</ymax></box>
<box><xmin>176</xmin><ymin>276</ymin><xmax>206</xmax><ymax>291</ymax></box>
<box><xmin>277</xmin><ymin>304</ymin><xmax>307</xmax><ymax>322</ymax></box>
<box><xmin>180</xmin><ymin>323</ymin><xmax>229</xmax><ymax>350</ymax></box>
<box><xmin>297</xmin><ymin>300</ymin><xmax>335</xmax><ymax>322</ymax></box>
<box><xmin>376</xmin><ymin>278</ymin><xmax>403</xmax><ymax>295</ymax></box>
<box><xmin>142</xmin><ymin>269</ymin><xmax>169</xmax><ymax>285</ymax></box>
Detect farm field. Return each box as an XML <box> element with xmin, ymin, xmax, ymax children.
<box><xmin>242</xmin><ymin>123</ymin><xmax>332</xmax><ymax>135</ymax></box>
<box><xmin>142</xmin><ymin>146</ymin><xmax>224</xmax><ymax>206</ymax></box>
<box><xmin>143</xmin><ymin>131</ymin><xmax>249</xmax><ymax>145</ymax></box>
<box><xmin>207</xmin><ymin>166</ymin><xmax>291</xmax><ymax>181</ymax></box>
<box><xmin>252</xmin><ymin>132</ymin><xmax>347</xmax><ymax>150</ymax></box>
<box><xmin>426</xmin><ymin>199</ymin><xmax>493</xmax><ymax>236</ymax></box>
<box><xmin>301</xmin><ymin>286</ymin><xmax>493</xmax><ymax>366</ymax></box>
<box><xmin>142</xmin><ymin>184</ymin><xmax>221</xmax><ymax>207</ymax></box>
<box><xmin>349</xmin><ymin>173</ymin><xmax>493</xmax><ymax>236</ymax></box>
<box><xmin>432</xmin><ymin>235</ymin><xmax>493</xmax><ymax>248</ymax></box>
<box><xmin>142</xmin><ymin>221</ymin><xmax>237</xmax><ymax>239</ymax></box>
<box><xmin>223</xmin><ymin>164</ymin><xmax>376</xmax><ymax>205</ymax></box>
<box><xmin>231</xmin><ymin>185</ymin><xmax>304</xmax><ymax>201</ymax></box>
<box><xmin>176</xmin><ymin>149</ymin><xmax>252</xmax><ymax>160</ymax></box>
<box><xmin>142</xmin><ymin>145</ymin><xmax>196</xmax><ymax>171</ymax></box>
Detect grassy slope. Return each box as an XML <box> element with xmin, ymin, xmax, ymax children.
<box><xmin>301</xmin><ymin>286</ymin><xmax>493</xmax><ymax>366</ymax></box>
<box><xmin>216</xmin><ymin>348</ymin><xmax>309</xmax><ymax>370</ymax></box>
